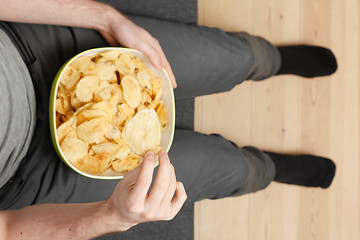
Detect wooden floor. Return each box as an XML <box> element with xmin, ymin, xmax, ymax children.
<box><xmin>194</xmin><ymin>0</ymin><xmax>360</xmax><ymax>239</ymax></box>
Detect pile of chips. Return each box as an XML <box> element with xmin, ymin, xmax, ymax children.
<box><xmin>56</xmin><ymin>50</ymin><xmax>168</xmax><ymax>175</ymax></box>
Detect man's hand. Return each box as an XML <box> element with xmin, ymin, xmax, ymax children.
<box><xmin>99</xmin><ymin>18</ymin><xmax>177</xmax><ymax>88</ymax></box>
<box><xmin>107</xmin><ymin>150</ymin><xmax>187</xmax><ymax>231</ymax></box>
<box><xmin>0</xmin><ymin>151</ymin><xmax>187</xmax><ymax>239</ymax></box>
<box><xmin>0</xmin><ymin>0</ymin><xmax>177</xmax><ymax>88</ymax></box>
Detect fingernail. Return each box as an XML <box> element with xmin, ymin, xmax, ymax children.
<box><xmin>145</xmin><ymin>151</ymin><xmax>154</xmax><ymax>159</ymax></box>
<box><xmin>159</xmin><ymin>150</ymin><xmax>167</xmax><ymax>157</ymax></box>
<box><xmin>156</xmin><ymin>63</ymin><xmax>163</xmax><ymax>70</ymax></box>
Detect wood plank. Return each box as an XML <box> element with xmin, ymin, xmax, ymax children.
<box><xmin>195</xmin><ymin>0</ymin><xmax>360</xmax><ymax>239</ymax></box>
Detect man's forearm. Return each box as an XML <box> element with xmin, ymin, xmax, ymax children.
<box><xmin>1</xmin><ymin>201</ymin><xmax>132</xmax><ymax>240</ymax></box>
<box><xmin>0</xmin><ymin>0</ymin><xmax>123</xmax><ymax>33</ymax></box>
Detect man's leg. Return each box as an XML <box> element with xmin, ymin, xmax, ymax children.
<box><xmin>99</xmin><ymin>0</ymin><xmax>197</xmax><ymax>24</ymax></box>
<box><xmin>129</xmin><ymin>16</ymin><xmax>281</xmax><ymax>99</ymax></box>
<box><xmin>0</xmin><ymin>124</ymin><xmax>334</xmax><ymax>209</ymax></box>
<box><xmin>129</xmin><ymin>18</ymin><xmax>336</xmax><ymax>98</ymax></box>
<box><xmin>99</xmin><ymin>1</ymin><xmax>281</xmax><ymax>98</ymax></box>
<box><xmin>1</xmin><ymin>18</ymin><xmax>281</xmax><ymax>118</ymax></box>
<box><xmin>168</xmin><ymin>130</ymin><xmax>276</xmax><ymax>202</ymax></box>
<box><xmin>0</xmin><ymin>124</ymin><xmax>275</xmax><ymax>209</ymax></box>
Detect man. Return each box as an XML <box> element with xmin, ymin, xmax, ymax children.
<box><xmin>0</xmin><ymin>0</ymin><xmax>337</xmax><ymax>239</ymax></box>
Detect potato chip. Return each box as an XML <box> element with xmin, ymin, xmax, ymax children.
<box><xmin>70</xmin><ymin>92</ymin><xmax>85</xmax><ymax>110</ymax></box>
<box><xmin>76</xmin><ymin>76</ymin><xmax>100</xmax><ymax>102</ymax></box>
<box><xmin>56</xmin><ymin>98</ymin><xmax>66</xmax><ymax>115</ymax></box>
<box><xmin>57</xmin><ymin>83</ymin><xmax>69</xmax><ymax>99</ymax></box>
<box><xmin>56</xmin><ymin>113</ymin><xmax>63</xmax><ymax>128</ymax></box>
<box><xmin>57</xmin><ymin>95</ymin><xmax>72</xmax><ymax>114</ymax></box>
<box><xmin>96</xmin><ymin>63</ymin><xmax>117</xmax><ymax>82</ymax></box>
<box><xmin>96</xmin><ymin>153</ymin><xmax>112</xmax><ymax>171</ymax></box>
<box><xmin>82</xmin><ymin>155</ymin><xmax>101</xmax><ymax>174</ymax></box>
<box><xmin>96</xmin><ymin>56</ymin><xmax>108</xmax><ymax>64</ymax></box>
<box><xmin>92</xmin><ymin>100</ymin><xmax>117</xmax><ymax>123</ymax></box>
<box><xmin>82</xmin><ymin>153</ymin><xmax>112</xmax><ymax>174</ymax></box>
<box><xmin>115</xmin><ymin>53</ymin><xmax>136</xmax><ymax>75</ymax></box>
<box><xmin>134</xmin><ymin>57</ymin><xmax>146</xmax><ymax>72</ymax></box>
<box><xmin>65</xmin><ymin>128</ymin><xmax>78</xmax><ymax>139</ymax></box>
<box><xmin>60</xmin><ymin>138</ymin><xmax>88</xmax><ymax>165</ymax></box>
<box><xmin>76</xmin><ymin>116</ymin><xmax>106</xmax><ymax>143</ymax></box>
<box><xmin>72</xmin><ymin>102</ymin><xmax>95</xmax><ymax>117</ymax></box>
<box><xmin>112</xmin><ymin>114</ymin><xmax>126</xmax><ymax>129</ymax></box>
<box><xmin>150</xmin><ymin>77</ymin><xmax>162</xmax><ymax>96</ymax></box>
<box><xmin>82</xmin><ymin>61</ymin><xmax>98</xmax><ymax>77</ymax></box>
<box><xmin>98</xmin><ymin>80</ymin><xmax>111</xmax><ymax>92</ymax></box>
<box><xmin>57</xmin><ymin>116</ymin><xmax>77</xmax><ymax>143</ymax></box>
<box><xmin>72</xmin><ymin>160</ymin><xmax>86</xmax><ymax>173</ymax></box>
<box><xmin>60</xmin><ymin>66</ymin><xmax>81</xmax><ymax>90</ymax></box>
<box><xmin>156</xmin><ymin>104</ymin><xmax>168</xmax><ymax>132</ymax></box>
<box><xmin>91</xmin><ymin>142</ymin><xmax>119</xmax><ymax>156</ymax></box>
<box><xmin>94</xmin><ymin>85</ymin><xmax>121</xmax><ymax>103</ymax></box>
<box><xmin>121</xmin><ymin>75</ymin><xmax>141</xmax><ymax>108</ymax></box>
<box><xmin>152</xmin><ymin>146</ymin><xmax>162</xmax><ymax>155</ymax></box>
<box><xmin>100</xmin><ymin>50</ymin><xmax>121</xmax><ymax>61</ymax></box>
<box><xmin>148</xmin><ymin>100</ymin><xmax>161</xmax><ymax>111</ymax></box>
<box><xmin>105</xmin><ymin>124</ymin><xmax>121</xmax><ymax>142</ymax></box>
<box><xmin>60</xmin><ymin>115</ymin><xmax>67</xmax><ymax>123</ymax></box>
<box><xmin>77</xmin><ymin>109</ymin><xmax>106</xmax><ymax>126</ymax></box>
<box><xmin>117</xmin><ymin>103</ymin><xmax>135</xmax><ymax>119</ymax></box>
<box><xmin>71</xmin><ymin>56</ymin><xmax>92</xmax><ymax>73</ymax></box>
<box><xmin>115</xmin><ymin>145</ymin><xmax>132</xmax><ymax>160</ymax></box>
<box><xmin>115</xmin><ymin>87</ymin><xmax>124</xmax><ymax>104</ymax></box>
<box><xmin>137</xmin><ymin>104</ymin><xmax>146</xmax><ymax>112</ymax></box>
<box><xmin>124</xmin><ymin>108</ymin><xmax>161</xmax><ymax>156</ymax></box>
<box><xmin>114</xmin><ymin>136</ymin><xmax>128</xmax><ymax>147</ymax></box>
<box><xmin>137</xmin><ymin>69</ymin><xmax>152</xmax><ymax>91</ymax></box>
<box><xmin>112</xmin><ymin>157</ymin><xmax>141</xmax><ymax>173</ymax></box>
<box><xmin>140</xmin><ymin>90</ymin><xmax>152</xmax><ymax>105</ymax></box>
<box><xmin>65</xmin><ymin>110</ymin><xmax>75</xmax><ymax>120</ymax></box>
<box><xmin>155</xmin><ymin>88</ymin><xmax>163</xmax><ymax>101</ymax></box>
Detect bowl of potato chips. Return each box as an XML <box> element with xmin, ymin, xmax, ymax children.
<box><xmin>49</xmin><ymin>47</ymin><xmax>175</xmax><ymax>179</ymax></box>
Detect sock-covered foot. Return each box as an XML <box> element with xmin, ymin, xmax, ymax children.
<box><xmin>266</xmin><ymin>152</ymin><xmax>336</xmax><ymax>188</ymax></box>
<box><xmin>276</xmin><ymin>45</ymin><xmax>337</xmax><ymax>78</ymax></box>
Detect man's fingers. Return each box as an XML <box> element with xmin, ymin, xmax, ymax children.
<box><xmin>170</xmin><ymin>182</ymin><xmax>187</xmax><ymax>216</ymax></box>
<box><xmin>99</xmin><ymin>30</ymin><xmax>119</xmax><ymax>47</ymax></box>
<box><xmin>145</xmin><ymin>36</ymin><xmax>177</xmax><ymax>88</ymax></box>
<box><xmin>130</xmin><ymin>152</ymin><xmax>156</xmax><ymax>199</ymax></box>
<box><xmin>163</xmin><ymin>63</ymin><xmax>177</xmax><ymax>88</ymax></box>
<box><xmin>161</xmin><ymin>164</ymin><xmax>177</xmax><ymax>204</ymax></box>
<box><xmin>146</xmin><ymin>150</ymin><xmax>172</xmax><ymax>206</ymax></box>
<box><xmin>141</xmin><ymin>43</ymin><xmax>163</xmax><ymax>70</ymax></box>
<box><xmin>152</xmin><ymin>41</ymin><xmax>177</xmax><ymax>88</ymax></box>
<box><xmin>159</xmin><ymin>51</ymin><xmax>177</xmax><ymax>88</ymax></box>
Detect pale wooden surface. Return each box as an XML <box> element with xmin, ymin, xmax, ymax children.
<box><xmin>194</xmin><ymin>0</ymin><xmax>360</xmax><ymax>239</ymax></box>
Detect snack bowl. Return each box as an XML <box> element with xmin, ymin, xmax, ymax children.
<box><xmin>49</xmin><ymin>47</ymin><xmax>175</xmax><ymax>179</ymax></box>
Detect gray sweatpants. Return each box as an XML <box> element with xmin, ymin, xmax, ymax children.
<box><xmin>0</xmin><ymin>16</ymin><xmax>279</xmax><ymax>208</ymax></box>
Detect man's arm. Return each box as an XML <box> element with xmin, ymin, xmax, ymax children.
<box><xmin>0</xmin><ymin>0</ymin><xmax>117</xmax><ymax>32</ymax></box>
<box><xmin>0</xmin><ymin>151</ymin><xmax>187</xmax><ymax>240</ymax></box>
<box><xmin>1</xmin><ymin>201</ymin><xmax>123</xmax><ymax>240</ymax></box>
<box><xmin>0</xmin><ymin>0</ymin><xmax>176</xmax><ymax>87</ymax></box>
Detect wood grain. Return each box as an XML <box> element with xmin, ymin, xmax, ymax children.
<box><xmin>195</xmin><ymin>0</ymin><xmax>360</xmax><ymax>239</ymax></box>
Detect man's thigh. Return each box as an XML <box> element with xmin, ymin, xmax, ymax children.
<box><xmin>168</xmin><ymin>130</ymin><xmax>253</xmax><ymax>203</ymax></box>
<box><xmin>1</xmin><ymin>127</ymin><xmax>255</xmax><ymax>209</ymax></box>
<box><xmin>130</xmin><ymin>16</ymin><xmax>255</xmax><ymax>99</ymax></box>
<box><xmin>8</xmin><ymin>19</ymin><xmax>254</xmax><ymax>117</ymax></box>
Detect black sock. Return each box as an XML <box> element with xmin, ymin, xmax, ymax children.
<box><xmin>276</xmin><ymin>45</ymin><xmax>337</xmax><ymax>78</ymax></box>
<box><xmin>266</xmin><ymin>152</ymin><xmax>336</xmax><ymax>189</ymax></box>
